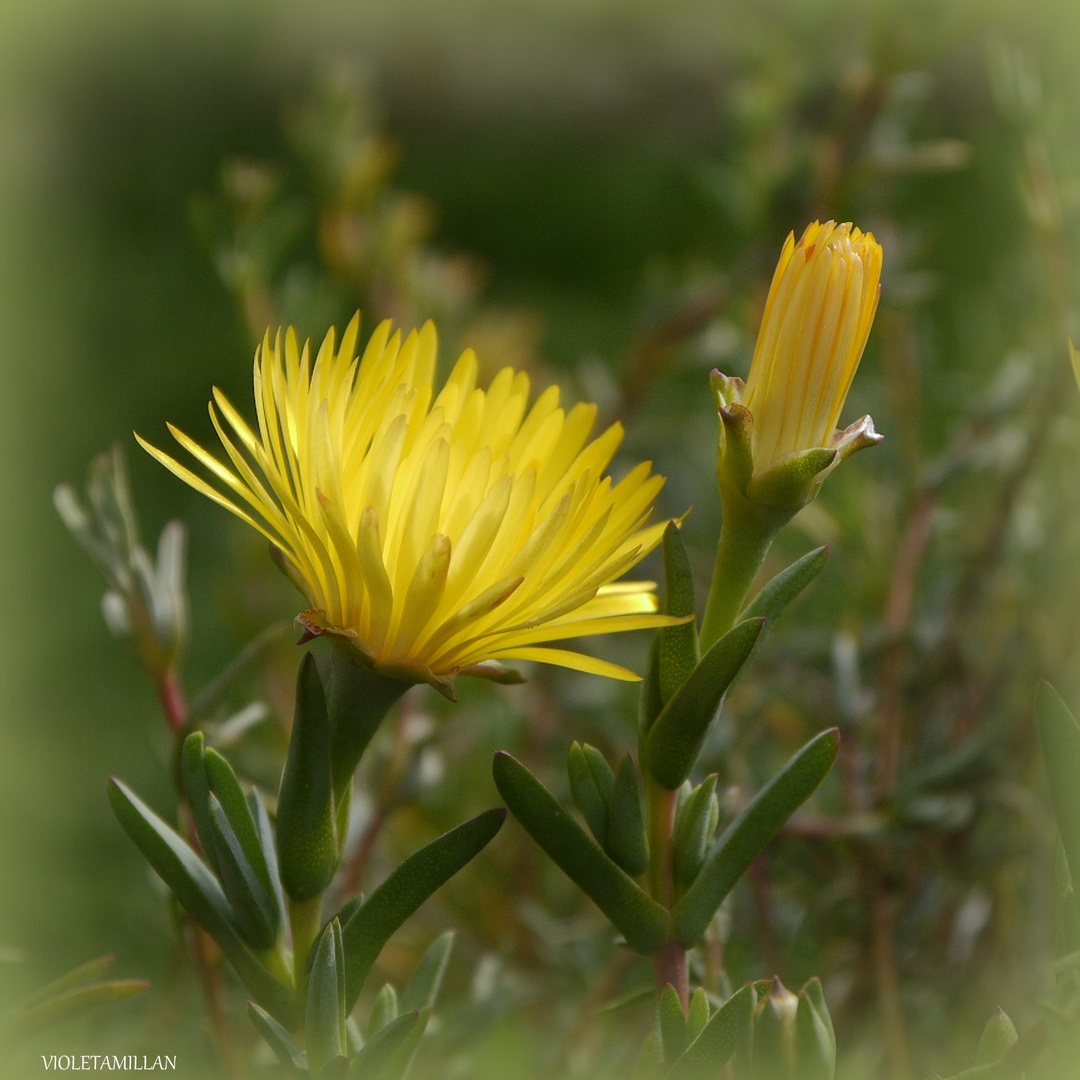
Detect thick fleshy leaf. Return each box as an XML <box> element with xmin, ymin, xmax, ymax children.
<box><xmin>278</xmin><ymin>653</ymin><xmax>338</xmax><ymax>902</ymax></box>
<box><xmin>180</xmin><ymin>732</ymin><xmax>220</xmax><ymax>876</ymax></box>
<box><xmin>672</xmin><ymin>729</ymin><xmax>839</xmax><ymax>947</ymax></box>
<box><xmin>795</xmin><ymin>988</ymin><xmax>836</xmax><ymax>1080</ymax></box>
<box><xmin>493</xmin><ymin>752</ymin><xmax>668</xmax><ymax>954</ymax></box>
<box><xmin>657</xmin><ymin>523</ymin><xmax>699</xmax><ymax>705</ymax></box>
<box><xmin>607</xmin><ymin>756</ymin><xmax>649</xmax><ymax>877</ymax></box>
<box><xmin>341</xmin><ymin>809</ymin><xmax>505</xmax><ymax>1010</ymax></box>
<box><xmin>348</xmin><ymin>1009</ymin><xmax>429</xmax><ymax>1080</ymax></box>
<box><xmin>741</xmin><ymin>545</ymin><xmax>828</xmax><ymax>629</ymax></box>
<box><xmin>247</xmin><ymin>1001</ymin><xmax>308</xmax><ymax>1074</ymax></box>
<box><xmin>107</xmin><ymin>778</ymin><xmax>295</xmax><ymax>1025</ymax></box>
<box><xmin>1</xmin><ymin>981</ymin><xmax>149</xmax><ymax>1049</ymax></box>
<box><xmin>639</xmin><ymin>636</ymin><xmax>665</xmax><ymax>737</ymax></box>
<box><xmin>21</xmin><ymin>956</ymin><xmax>116</xmax><ymax>1009</ymax></box>
<box><xmin>366</xmin><ymin>984</ymin><xmax>399</xmax><ymax>1040</ymax></box>
<box><xmin>643</xmin><ymin>618</ymin><xmax>765</xmax><ymax>790</ymax></box>
<box><xmin>664</xmin><ymin>983</ymin><xmax>753</xmax><ymax>1080</ymax></box>
<box><xmin>659</xmin><ymin>985</ymin><xmax>689</xmax><ymax>1068</ymax></box>
<box><xmin>673</xmin><ymin>776</ymin><xmax>719</xmax><ymax>896</ymax></box>
<box><xmin>306</xmin><ymin>918</ymin><xmax>347</xmax><ymax>1079</ymax></box>
<box><xmin>249</xmin><ymin>788</ymin><xmax>287</xmax><ymax>933</ymax></box>
<box><xmin>568</xmin><ymin>742</ymin><xmax>609</xmax><ymax>844</ymax></box>
<box><xmin>1035</xmin><ymin>683</ymin><xmax>1080</xmax><ymax>889</ymax></box>
<box><xmin>207</xmin><ymin>793</ymin><xmax>279</xmax><ymax>950</ymax></box>
<box><xmin>974</xmin><ymin>1008</ymin><xmax>1019</xmax><ymax>1066</ymax></box>
<box><xmin>400</xmin><ymin>933</ymin><xmax>454</xmax><ymax>1013</ymax></box>
<box><xmin>687</xmin><ymin>988</ymin><xmax>709</xmax><ymax>1044</ymax></box>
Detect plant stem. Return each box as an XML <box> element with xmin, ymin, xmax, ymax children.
<box><xmin>646</xmin><ymin>775</ymin><xmax>688</xmax><ymax>1010</ymax></box>
<box><xmin>289</xmin><ymin>894</ymin><xmax>324</xmax><ymax>1005</ymax></box>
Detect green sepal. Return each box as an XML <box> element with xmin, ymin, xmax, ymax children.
<box><xmin>657</xmin><ymin>522</ymin><xmax>699</xmax><ymax>705</ymax></box>
<box><xmin>1035</xmin><ymin>683</ymin><xmax>1080</xmax><ymax>894</ymax></box>
<box><xmin>180</xmin><ymin>732</ymin><xmax>220</xmax><ymax>876</ymax></box>
<box><xmin>687</xmin><ymin>987</ymin><xmax>709</xmax><ymax>1044</ymax></box>
<box><xmin>205</xmin><ymin>746</ymin><xmax>276</xmax><ymax>901</ymax></box>
<box><xmin>741</xmin><ymin>545</ymin><xmax>829</xmax><ymax>629</ymax></box>
<box><xmin>400</xmin><ymin>932</ymin><xmax>453</xmax><ymax>1013</ymax></box>
<box><xmin>306</xmin><ymin>918</ymin><xmax>347</xmax><ymax>1079</ymax></box>
<box><xmin>642</xmin><ymin>617</ymin><xmax>765</xmax><ymax>790</ymax></box>
<box><xmin>673</xmin><ymin>776</ymin><xmax>719</xmax><ymax>896</ymax></box>
<box><xmin>639</xmin><ymin>635</ymin><xmax>664</xmax><ymax>738</ymax></box>
<box><xmin>341</xmin><ymin>809</ymin><xmax>505</xmax><ymax>1010</ymax></box>
<box><xmin>207</xmin><ymin>792</ymin><xmax>279</xmax><ymax>950</ymax></box>
<box><xmin>607</xmin><ymin>755</ymin><xmax>649</xmax><ymax>876</ymax></box>
<box><xmin>672</xmin><ymin>729</ymin><xmax>839</xmax><ymax>947</ymax></box>
<box><xmin>107</xmin><ymin>778</ymin><xmax>296</xmax><ymax>1025</ymax></box>
<box><xmin>247</xmin><ymin>1001</ymin><xmax>308</xmax><ymax>1075</ymax></box>
<box><xmin>278</xmin><ymin>653</ymin><xmax>339</xmax><ymax>902</ymax></box>
<box><xmin>660</xmin><ymin>985</ymin><xmax>689</xmax><ymax>1068</ymax></box>
<box><xmin>795</xmin><ymin>980</ymin><xmax>836</xmax><ymax>1080</ymax></box>
<box><xmin>0</xmin><ymin>979</ymin><xmax>150</xmax><ymax>1050</ymax></box>
<box><xmin>568</xmin><ymin>742</ymin><xmax>610</xmax><ymax>844</ymax></box>
<box><xmin>746</xmin><ymin>447</ymin><xmax>836</xmax><ymax>509</ymax></box>
<box><xmin>716</xmin><ymin>404</ymin><xmax>755</xmax><ymax>494</ymax></box>
<box><xmin>975</xmin><ymin>1008</ymin><xmax>1019</xmax><ymax>1066</ymax></box>
<box><xmin>366</xmin><ymin>984</ymin><xmax>399</xmax><ymax>1040</ymax></box>
<box><xmin>349</xmin><ymin>1008</ymin><xmax>429</xmax><ymax>1080</ymax></box>
<box><xmin>493</xmin><ymin>752</ymin><xmax>668</xmax><ymax>954</ymax></box>
<box><xmin>328</xmin><ymin>648</ymin><xmax>409</xmax><ymax>803</ymax></box>
<box><xmin>665</xmin><ymin>982</ymin><xmax>753</xmax><ymax>1080</ymax></box>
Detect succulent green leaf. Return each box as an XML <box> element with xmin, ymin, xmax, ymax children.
<box><xmin>1035</xmin><ymin>683</ymin><xmax>1080</xmax><ymax>891</ymax></box>
<box><xmin>665</xmin><ymin>983</ymin><xmax>753</xmax><ymax>1080</ymax></box>
<box><xmin>672</xmin><ymin>729</ymin><xmax>839</xmax><ymax>947</ymax></box>
<box><xmin>21</xmin><ymin>956</ymin><xmax>116</xmax><ymax>1010</ymax></box>
<box><xmin>0</xmin><ymin>981</ymin><xmax>149</xmax><ymax>1049</ymax></box>
<box><xmin>687</xmin><ymin>988</ymin><xmax>709</xmax><ymax>1044</ymax></box>
<box><xmin>795</xmin><ymin>990</ymin><xmax>836</xmax><ymax>1080</ymax></box>
<box><xmin>660</xmin><ymin>985</ymin><xmax>689</xmax><ymax>1068</ymax></box>
<box><xmin>204</xmin><ymin>746</ymin><xmax>274</xmax><ymax>898</ymax></box>
<box><xmin>741</xmin><ymin>545</ymin><xmax>828</xmax><ymax>629</ymax></box>
<box><xmin>493</xmin><ymin>752</ymin><xmax>668</xmax><ymax>954</ymax></box>
<box><xmin>306</xmin><ymin>918</ymin><xmax>347</xmax><ymax>1079</ymax></box>
<box><xmin>349</xmin><ymin>1008</ymin><xmax>429</xmax><ymax>1080</ymax></box>
<box><xmin>328</xmin><ymin>648</ymin><xmax>409</xmax><ymax>803</ymax></box>
<box><xmin>673</xmin><ymin>776</ymin><xmax>719</xmax><ymax>896</ymax></box>
<box><xmin>180</xmin><ymin>732</ymin><xmax>220</xmax><ymax>876</ymax></box>
<box><xmin>366</xmin><ymin>983</ymin><xmax>399</xmax><ymax>1040</ymax></box>
<box><xmin>643</xmin><ymin>618</ymin><xmax>765</xmax><ymax>790</ymax></box>
<box><xmin>657</xmin><ymin>522</ymin><xmax>699</xmax><ymax>704</ymax></box>
<box><xmin>107</xmin><ymin>778</ymin><xmax>296</xmax><ymax>1025</ymax></box>
<box><xmin>249</xmin><ymin>788</ymin><xmax>287</xmax><ymax>933</ymax></box>
<box><xmin>247</xmin><ymin>1001</ymin><xmax>308</xmax><ymax>1074</ymax></box>
<box><xmin>341</xmin><ymin>809</ymin><xmax>505</xmax><ymax>1010</ymax></box>
<box><xmin>607</xmin><ymin>755</ymin><xmax>649</xmax><ymax>876</ymax></box>
<box><xmin>400</xmin><ymin>932</ymin><xmax>454</xmax><ymax>1013</ymax></box>
<box><xmin>317</xmin><ymin>1057</ymin><xmax>350</xmax><ymax>1080</ymax></box>
<box><xmin>640</xmin><ymin>635</ymin><xmax>665</xmax><ymax>738</ymax></box>
<box><xmin>568</xmin><ymin>742</ymin><xmax>609</xmax><ymax>844</ymax></box>
<box><xmin>975</xmin><ymin>1008</ymin><xmax>1019</xmax><ymax>1066</ymax></box>
<box><xmin>801</xmin><ymin>978</ymin><xmax>835</xmax><ymax>1060</ymax></box>
<box><xmin>278</xmin><ymin>653</ymin><xmax>338</xmax><ymax>902</ymax></box>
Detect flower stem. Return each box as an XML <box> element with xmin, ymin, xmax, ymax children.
<box><xmin>290</xmin><ymin>894</ymin><xmax>324</xmax><ymax>1005</ymax></box>
<box><xmin>646</xmin><ymin>774</ymin><xmax>688</xmax><ymax>1011</ymax></box>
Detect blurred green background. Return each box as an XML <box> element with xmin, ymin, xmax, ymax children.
<box><xmin>3</xmin><ymin>0</ymin><xmax>1080</xmax><ymax>1076</ymax></box>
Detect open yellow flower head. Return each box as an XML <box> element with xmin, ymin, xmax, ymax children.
<box><xmin>715</xmin><ymin>221</ymin><xmax>883</xmax><ymax>499</ymax></box>
<box><xmin>138</xmin><ymin>315</ymin><xmax>678</xmax><ymax>688</ymax></box>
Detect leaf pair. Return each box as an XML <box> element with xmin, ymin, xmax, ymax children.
<box><xmin>568</xmin><ymin>744</ymin><xmax>648</xmax><ymax>876</ymax></box>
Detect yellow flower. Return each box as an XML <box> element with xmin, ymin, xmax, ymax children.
<box><xmin>741</xmin><ymin>220</ymin><xmax>883</xmax><ymax>475</ymax></box>
<box><xmin>138</xmin><ymin>316</ymin><xmax>677</xmax><ymax>687</ymax></box>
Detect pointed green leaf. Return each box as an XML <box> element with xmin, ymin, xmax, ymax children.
<box><xmin>180</xmin><ymin>732</ymin><xmax>220</xmax><ymax>876</ymax></box>
<box><xmin>643</xmin><ymin>618</ymin><xmax>765</xmax><ymax>790</ymax></box>
<box><xmin>493</xmin><ymin>752</ymin><xmax>668</xmax><ymax>954</ymax></box>
<box><xmin>1035</xmin><ymin>682</ymin><xmax>1080</xmax><ymax>889</ymax></box>
<box><xmin>400</xmin><ymin>932</ymin><xmax>454</xmax><ymax>1013</ymax></box>
<box><xmin>665</xmin><ymin>983</ymin><xmax>753</xmax><ymax>1080</ymax></box>
<box><xmin>249</xmin><ymin>788</ymin><xmax>287</xmax><ymax>933</ymax></box>
<box><xmin>657</xmin><ymin>522</ymin><xmax>699</xmax><ymax>704</ymax></box>
<box><xmin>607</xmin><ymin>755</ymin><xmax>649</xmax><ymax>876</ymax></box>
<box><xmin>342</xmin><ymin>809</ymin><xmax>505</xmax><ymax>1010</ymax></box>
<box><xmin>317</xmin><ymin>1057</ymin><xmax>350</xmax><ymax>1080</ymax></box>
<box><xmin>1</xmin><ymin>981</ymin><xmax>149</xmax><ymax>1049</ymax></box>
<box><xmin>673</xmin><ymin>776</ymin><xmax>719</xmax><ymax>896</ymax></box>
<box><xmin>349</xmin><ymin>1009</ymin><xmax>429</xmax><ymax>1080</ymax></box>
<box><xmin>795</xmin><ymin>990</ymin><xmax>836</xmax><ymax>1080</ymax></box>
<box><xmin>207</xmin><ymin>793</ymin><xmax>278</xmax><ymax>950</ymax></box>
<box><xmin>205</xmin><ymin>746</ymin><xmax>274</xmax><ymax>899</ymax></box>
<box><xmin>568</xmin><ymin>742</ymin><xmax>609</xmax><ymax>843</ymax></box>
<box><xmin>278</xmin><ymin>653</ymin><xmax>338</xmax><ymax>902</ymax></box>
<box><xmin>366</xmin><ymin>984</ymin><xmax>399</xmax><ymax>1040</ymax></box>
<box><xmin>107</xmin><ymin>778</ymin><xmax>296</xmax><ymax>1025</ymax></box>
<box><xmin>22</xmin><ymin>956</ymin><xmax>116</xmax><ymax>1009</ymax></box>
<box><xmin>975</xmin><ymin>1008</ymin><xmax>1019</xmax><ymax>1066</ymax></box>
<box><xmin>639</xmin><ymin>635</ymin><xmax>665</xmax><ymax>738</ymax></box>
<box><xmin>687</xmin><ymin>988</ymin><xmax>709</xmax><ymax>1043</ymax></box>
<box><xmin>307</xmin><ymin>919</ymin><xmax>347</xmax><ymax>1079</ymax></box>
<box><xmin>660</xmin><ymin>985</ymin><xmax>689</xmax><ymax>1067</ymax></box>
<box><xmin>672</xmin><ymin>729</ymin><xmax>839</xmax><ymax>947</ymax></box>
<box><xmin>247</xmin><ymin>1001</ymin><xmax>308</xmax><ymax>1074</ymax></box>
<box><xmin>741</xmin><ymin>546</ymin><xmax>828</xmax><ymax>628</ymax></box>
